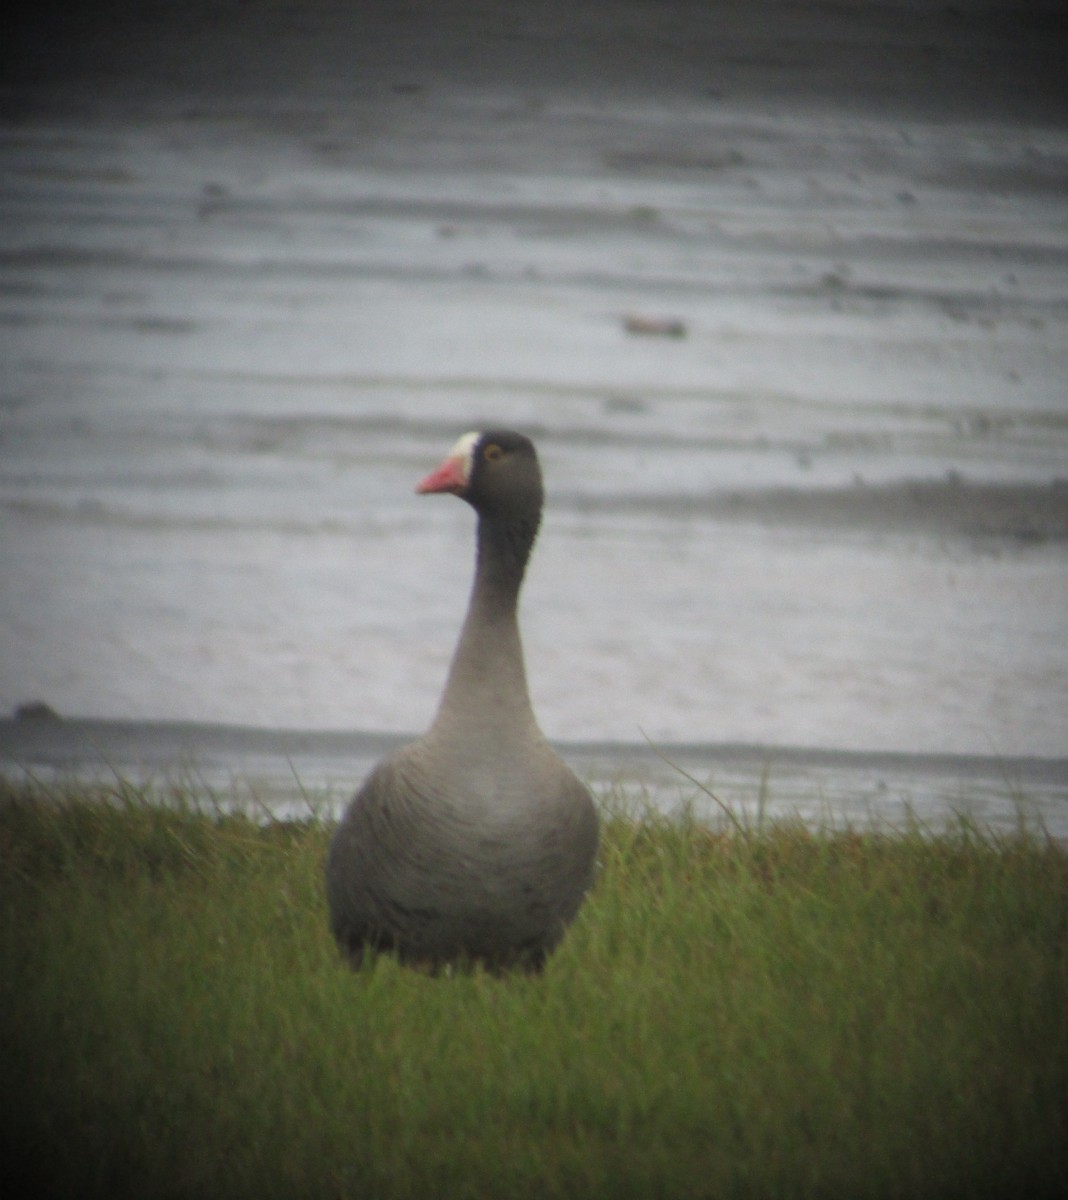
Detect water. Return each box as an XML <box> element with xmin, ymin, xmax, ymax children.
<box><xmin>2</xmin><ymin>4</ymin><xmax>1067</xmax><ymax>822</ymax></box>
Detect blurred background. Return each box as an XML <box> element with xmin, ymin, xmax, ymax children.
<box><xmin>2</xmin><ymin>1</ymin><xmax>1067</xmax><ymax>758</ymax></box>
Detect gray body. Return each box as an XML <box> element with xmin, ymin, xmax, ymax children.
<box><xmin>325</xmin><ymin>432</ymin><xmax>599</xmax><ymax>972</ymax></box>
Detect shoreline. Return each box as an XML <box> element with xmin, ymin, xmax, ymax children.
<box><xmin>4</xmin><ymin>716</ymin><xmax>1066</xmax><ymax>840</ymax></box>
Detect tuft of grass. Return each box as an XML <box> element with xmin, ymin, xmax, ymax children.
<box><xmin>1</xmin><ymin>777</ymin><xmax>1066</xmax><ymax>1199</ymax></box>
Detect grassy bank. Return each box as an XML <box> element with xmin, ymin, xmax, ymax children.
<box><xmin>1</xmin><ymin>778</ymin><xmax>1065</xmax><ymax>1199</ymax></box>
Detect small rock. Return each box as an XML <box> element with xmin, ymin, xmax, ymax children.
<box><xmin>14</xmin><ymin>701</ymin><xmax>61</xmax><ymax>721</ymax></box>
<box><xmin>623</xmin><ymin>314</ymin><xmax>687</xmax><ymax>338</ymax></box>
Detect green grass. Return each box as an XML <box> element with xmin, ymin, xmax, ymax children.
<box><xmin>1</xmin><ymin>778</ymin><xmax>1066</xmax><ymax>1199</ymax></box>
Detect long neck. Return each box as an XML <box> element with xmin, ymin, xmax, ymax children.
<box><xmin>430</xmin><ymin>509</ymin><xmax>541</xmax><ymax>741</ymax></box>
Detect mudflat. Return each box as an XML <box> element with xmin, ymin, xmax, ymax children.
<box><xmin>2</xmin><ymin>3</ymin><xmax>1066</xmax><ymax>788</ymax></box>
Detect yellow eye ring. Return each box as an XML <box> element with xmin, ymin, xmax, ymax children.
<box><xmin>483</xmin><ymin>443</ymin><xmax>504</xmax><ymax>462</ymax></box>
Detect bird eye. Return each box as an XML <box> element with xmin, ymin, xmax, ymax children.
<box><xmin>483</xmin><ymin>443</ymin><xmax>504</xmax><ymax>462</ymax></box>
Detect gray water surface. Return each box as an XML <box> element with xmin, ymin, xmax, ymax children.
<box><xmin>2</xmin><ymin>4</ymin><xmax>1067</xmax><ymax>816</ymax></box>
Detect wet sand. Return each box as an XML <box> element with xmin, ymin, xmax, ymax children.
<box><xmin>571</xmin><ymin>478</ymin><xmax>1068</xmax><ymax>542</ymax></box>
<box><xmin>2</xmin><ymin>2</ymin><xmax>1067</xmax><ymax>819</ymax></box>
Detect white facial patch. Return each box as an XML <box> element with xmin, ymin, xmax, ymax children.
<box><xmin>448</xmin><ymin>431</ymin><xmax>481</xmax><ymax>485</ymax></box>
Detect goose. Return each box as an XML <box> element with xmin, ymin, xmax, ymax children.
<box><xmin>326</xmin><ymin>430</ymin><xmax>599</xmax><ymax>972</ymax></box>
